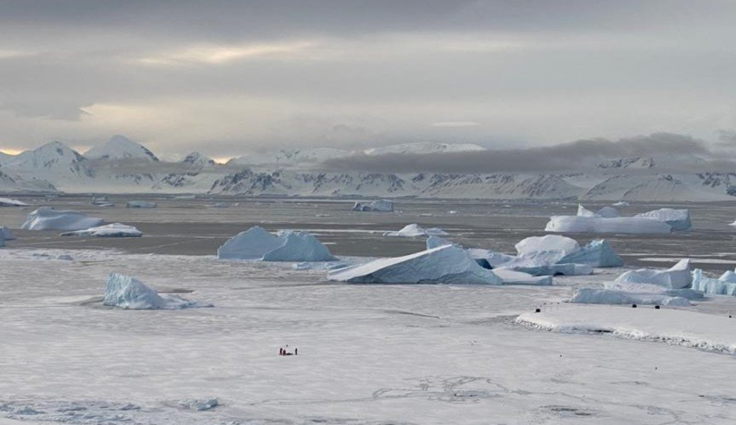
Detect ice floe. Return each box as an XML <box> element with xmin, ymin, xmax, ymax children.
<box><xmin>615</xmin><ymin>259</ymin><xmax>692</xmax><ymax>289</ymax></box>
<box><xmin>21</xmin><ymin>207</ymin><xmax>104</xmax><ymax>231</ymax></box>
<box><xmin>328</xmin><ymin>245</ymin><xmax>502</xmax><ymax>285</ymax></box>
<box><xmin>61</xmin><ymin>223</ymin><xmax>143</xmax><ymax>237</ymax></box>
<box><xmin>352</xmin><ymin>199</ymin><xmax>394</xmax><ymax>212</ymax></box>
<box><xmin>383</xmin><ymin>223</ymin><xmax>447</xmax><ymax>237</ymax></box>
<box><xmin>126</xmin><ymin>200</ymin><xmax>157</xmax><ymax>208</ymax></box>
<box><xmin>634</xmin><ymin>208</ymin><xmax>691</xmax><ymax>231</ymax></box>
<box><xmin>217</xmin><ymin>226</ymin><xmax>336</xmax><ymax>262</ymax></box>
<box><xmin>103</xmin><ymin>273</ymin><xmax>211</xmax><ymax>310</ymax></box>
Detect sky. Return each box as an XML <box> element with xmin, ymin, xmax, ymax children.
<box><xmin>1</xmin><ymin>0</ymin><xmax>735</xmax><ymax>160</ymax></box>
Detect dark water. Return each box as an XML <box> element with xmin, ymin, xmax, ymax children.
<box><xmin>2</xmin><ymin>194</ymin><xmax>736</xmax><ymax>272</ymax></box>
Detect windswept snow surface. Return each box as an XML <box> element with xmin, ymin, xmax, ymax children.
<box><xmin>61</xmin><ymin>223</ymin><xmax>142</xmax><ymax>238</ymax></box>
<box><xmin>352</xmin><ymin>199</ymin><xmax>394</xmax><ymax>212</ymax></box>
<box><xmin>615</xmin><ymin>259</ymin><xmax>692</xmax><ymax>289</ymax></box>
<box><xmin>545</xmin><ymin>215</ymin><xmax>672</xmax><ymax>234</ymax></box>
<box><xmin>635</xmin><ymin>208</ymin><xmax>692</xmax><ymax>231</ymax></box>
<box><xmin>21</xmin><ymin>207</ymin><xmax>104</xmax><ymax>231</ymax></box>
<box><xmin>3</xmin><ymin>248</ymin><xmax>736</xmax><ymax>423</ymax></box>
<box><xmin>517</xmin><ymin>304</ymin><xmax>736</xmax><ymax>354</ymax></box>
<box><xmin>103</xmin><ymin>273</ymin><xmax>210</xmax><ymax>310</ymax></box>
<box><xmin>328</xmin><ymin>245</ymin><xmax>503</xmax><ymax>285</ymax></box>
<box><xmin>218</xmin><ymin>226</ymin><xmax>336</xmax><ymax>262</ymax></box>
<box><xmin>384</xmin><ymin>223</ymin><xmax>447</xmax><ymax>237</ymax></box>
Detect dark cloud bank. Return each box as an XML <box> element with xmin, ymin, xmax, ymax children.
<box><xmin>321</xmin><ymin>133</ymin><xmax>736</xmax><ymax>174</ymax></box>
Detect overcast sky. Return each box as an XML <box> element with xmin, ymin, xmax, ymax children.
<box><xmin>1</xmin><ymin>0</ymin><xmax>735</xmax><ymax>160</ymax></box>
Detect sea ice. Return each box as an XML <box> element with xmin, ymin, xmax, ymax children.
<box><xmin>352</xmin><ymin>199</ymin><xmax>394</xmax><ymax>212</ymax></box>
<box><xmin>328</xmin><ymin>245</ymin><xmax>503</xmax><ymax>285</ymax></box>
<box><xmin>615</xmin><ymin>259</ymin><xmax>692</xmax><ymax>289</ymax></box>
<box><xmin>103</xmin><ymin>273</ymin><xmax>211</xmax><ymax>310</ymax></box>
<box><xmin>634</xmin><ymin>208</ymin><xmax>691</xmax><ymax>231</ymax></box>
<box><xmin>21</xmin><ymin>207</ymin><xmax>104</xmax><ymax>231</ymax></box>
<box><xmin>126</xmin><ymin>200</ymin><xmax>157</xmax><ymax>208</ymax></box>
<box><xmin>218</xmin><ymin>226</ymin><xmax>336</xmax><ymax>262</ymax></box>
<box><xmin>545</xmin><ymin>215</ymin><xmax>672</xmax><ymax>234</ymax></box>
<box><xmin>61</xmin><ymin>223</ymin><xmax>143</xmax><ymax>237</ymax></box>
<box><xmin>383</xmin><ymin>223</ymin><xmax>447</xmax><ymax>237</ymax></box>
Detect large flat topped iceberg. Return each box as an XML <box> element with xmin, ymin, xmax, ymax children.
<box><xmin>21</xmin><ymin>207</ymin><xmax>104</xmax><ymax>231</ymax></box>
<box><xmin>634</xmin><ymin>208</ymin><xmax>691</xmax><ymax>231</ymax></box>
<box><xmin>615</xmin><ymin>259</ymin><xmax>692</xmax><ymax>289</ymax></box>
<box><xmin>328</xmin><ymin>245</ymin><xmax>502</xmax><ymax>285</ymax></box>
<box><xmin>545</xmin><ymin>215</ymin><xmax>671</xmax><ymax>234</ymax></box>
<box><xmin>218</xmin><ymin>226</ymin><xmax>336</xmax><ymax>262</ymax></box>
<box><xmin>61</xmin><ymin>223</ymin><xmax>142</xmax><ymax>237</ymax></box>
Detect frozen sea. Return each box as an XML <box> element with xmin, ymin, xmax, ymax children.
<box><xmin>2</xmin><ymin>195</ymin><xmax>736</xmax><ymax>424</ymax></box>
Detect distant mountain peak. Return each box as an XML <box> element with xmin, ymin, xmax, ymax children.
<box><xmin>85</xmin><ymin>135</ymin><xmax>159</xmax><ymax>161</ymax></box>
<box><xmin>182</xmin><ymin>152</ymin><xmax>215</xmax><ymax>167</ymax></box>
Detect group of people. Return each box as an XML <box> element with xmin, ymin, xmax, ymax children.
<box><xmin>279</xmin><ymin>345</ymin><xmax>297</xmax><ymax>356</ymax></box>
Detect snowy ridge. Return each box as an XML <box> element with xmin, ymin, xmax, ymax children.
<box><xmin>85</xmin><ymin>135</ymin><xmax>159</xmax><ymax>161</ymax></box>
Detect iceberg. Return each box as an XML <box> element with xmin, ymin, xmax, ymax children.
<box><xmin>596</xmin><ymin>206</ymin><xmax>619</xmax><ymax>218</ymax></box>
<box><xmin>558</xmin><ymin>240</ymin><xmax>624</xmax><ymax>268</ymax></box>
<box><xmin>0</xmin><ymin>197</ymin><xmax>29</xmax><ymax>207</ymax></box>
<box><xmin>218</xmin><ymin>226</ymin><xmax>336</xmax><ymax>262</ymax></box>
<box><xmin>467</xmin><ymin>248</ymin><xmax>517</xmax><ymax>269</ymax></box>
<box><xmin>126</xmin><ymin>200</ymin><xmax>157</xmax><ymax>208</ymax></box>
<box><xmin>614</xmin><ymin>259</ymin><xmax>692</xmax><ymax>289</ymax></box>
<box><xmin>516</xmin><ymin>235</ymin><xmax>580</xmax><ymax>258</ymax></box>
<box><xmin>426</xmin><ymin>235</ymin><xmax>456</xmax><ymax>249</ymax></box>
<box><xmin>491</xmin><ymin>268</ymin><xmax>553</xmax><ymax>285</ymax></box>
<box><xmin>570</xmin><ymin>288</ymin><xmax>690</xmax><ymax>306</ymax></box>
<box><xmin>352</xmin><ymin>200</ymin><xmax>394</xmax><ymax>212</ymax></box>
<box><xmin>691</xmin><ymin>269</ymin><xmax>736</xmax><ymax>296</ymax></box>
<box><xmin>545</xmin><ymin>215</ymin><xmax>671</xmax><ymax>234</ymax></box>
<box><xmin>384</xmin><ymin>223</ymin><xmax>447</xmax><ymax>237</ymax></box>
<box><xmin>0</xmin><ymin>233</ymin><xmax>4</xmax><ymax>247</ymax></box>
<box><xmin>328</xmin><ymin>245</ymin><xmax>502</xmax><ymax>285</ymax></box>
<box><xmin>103</xmin><ymin>273</ymin><xmax>211</xmax><ymax>310</ymax></box>
<box><xmin>61</xmin><ymin>223</ymin><xmax>142</xmax><ymax>238</ymax></box>
<box><xmin>634</xmin><ymin>208</ymin><xmax>691</xmax><ymax>231</ymax></box>
<box><xmin>612</xmin><ymin>201</ymin><xmax>630</xmax><ymax>207</ymax></box>
<box><xmin>21</xmin><ymin>207</ymin><xmax>104</xmax><ymax>231</ymax></box>
<box><xmin>1</xmin><ymin>226</ymin><xmax>16</xmax><ymax>241</ymax></box>
<box><xmin>577</xmin><ymin>204</ymin><xmax>598</xmax><ymax>217</ymax></box>
<box><xmin>719</xmin><ymin>270</ymin><xmax>736</xmax><ymax>283</ymax></box>
<box><xmin>512</xmin><ymin>262</ymin><xmax>593</xmax><ymax>277</ymax></box>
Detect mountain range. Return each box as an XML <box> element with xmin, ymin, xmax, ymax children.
<box><xmin>1</xmin><ymin>136</ymin><xmax>735</xmax><ymax>202</ymax></box>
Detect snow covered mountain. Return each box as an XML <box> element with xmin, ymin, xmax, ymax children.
<box><xmin>181</xmin><ymin>152</ymin><xmax>215</xmax><ymax>167</ymax></box>
<box><xmin>227</xmin><ymin>148</ymin><xmax>351</xmax><ymax>168</ymax></box>
<box><xmin>364</xmin><ymin>142</ymin><xmax>486</xmax><ymax>156</ymax></box>
<box><xmin>4</xmin><ymin>141</ymin><xmax>92</xmax><ymax>178</ymax></box>
<box><xmin>85</xmin><ymin>135</ymin><xmax>159</xmax><ymax>162</ymax></box>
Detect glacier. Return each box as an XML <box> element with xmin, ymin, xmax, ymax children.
<box><xmin>61</xmin><ymin>223</ymin><xmax>143</xmax><ymax>237</ymax></box>
<box><xmin>634</xmin><ymin>208</ymin><xmax>692</xmax><ymax>231</ymax></box>
<box><xmin>103</xmin><ymin>273</ymin><xmax>210</xmax><ymax>310</ymax></box>
<box><xmin>218</xmin><ymin>226</ymin><xmax>336</xmax><ymax>262</ymax></box>
<box><xmin>328</xmin><ymin>245</ymin><xmax>503</xmax><ymax>285</ymax></box>
<box><xmin>21</xmin><ymin>207</ymin><xmax>104</xmax><ymax>231</ymax></box>
<box><xmin>352</xmin><ymin>199</ymin><xmax>394</xmax><ymax>212</ymax></box>
<box><xmin>615</xmin><ymin>259</ymin><xmax>692</xmax><ymax>289</ymax></box>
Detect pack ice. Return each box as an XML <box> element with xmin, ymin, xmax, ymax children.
<box><xmin>61</xmin><ymin>223</ymin><xmax>142</xmax><ymax>237</ymax></box>
<box><xmin>218</xmin><ymin>226</ymin><xmax>336</xmax><ymax>262</ymax></box>
<box><xmin>21</xmin><ymin>207</ymin><xmax>104</xmax><ymax>231</ymax></box>
<box><xmin>352</xmin><ymin>199</ymin><xmax>394</xmax><ymax>212</ymax></box>
<box><xmin>384</xmin><ymin>223</ymin><xmax>447</xmax><ymax>237</ymax></box>
<box><xmin>691</xmin><ymin>268</ymin><xmax>736</xmax><ymax>295</ymax></box>
<box><xmin>103</xmin><ymin>273</ymin><xmax>211</xmax><ymax>310</ymax></box>
<box><xmin>634</xmin><ymin>208</ymin><xmax>692</xmax><ymax>231</ymax></box>
<box><xmin>328</xmin><ymin>245</ymin><xmax>503</xmax><ymax>285</ymax></box>
<box><xmin>615</xmin><ymin>259</ymin><xmax>692</xmax><ymax>289</ymax></box>
<box><xmin>126</xmin><ymin>200</ymin><xmax>157</xmax><ymax>208</ymax></box>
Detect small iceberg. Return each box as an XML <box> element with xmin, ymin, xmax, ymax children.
<box><xmin>0</xmin><ymin>197</ymin><xmax>29</xmax><ymax>207</ymax></box>
<box><xmin>545</xmin><ymin>215</ymin><xmax>671</xmax><ymax>234</ymax></box>
<box><xmin>491</xmin><ymin>268</ymin><xmax>553</xmax><ymax>286</ymax></box>
<box><xmin>103</xmin><ymin>273</ymin><xmax>211</xmax><ymax>310</ymax></box>
<box><xmin>328</xmin><ymin>245</ymin><xmax>502</xmax><ymax>285</ymax></box>
<box><xmin>570</xmin><ymin>288</ymin><xmax>690</xmax><ymax>306</ymax></box>
<box><xmin>218</xmin><ymin>226</ymin><xmax>336</xmax><ymax>262</ymax></box>
<box><xmin>634</xmin><ymin>208</ymin><xmax>691</xmax><ymax>231</ymax></box>
<box><xmin>612</xmin><ymin>201</ymin><xmax>630</xmax><ymax>207</ymax></box>
<box><xmin>384</xmin><ymin>223</ymin><xmax>447</xmax><ymax>237</ymax></box>
<box><xmin>691</xmin><ymin>269</ymin><xmax>736</xmax><ymax>296</ymax></box>
<box><xmin>22</xmin><ymin>207</ymin><xmax>104</xmax><ymax>231</ymax></box>
<box><xmin>90</xmin><ymin>196</ymin><xmax>114</xmax><ymax>207</ymax></box>
<box><xmin>352</xmin><ymin>200</ymin><xmax>394</xmax><ymax>212</ymax></box>
<box><xmin>61</xmin><ymin>223</ymin><xmax>142</xmax><ymax>237</ymax></box>
<box><xmin>1</xmin><ymin>226</ymin><xmax>16</xmax><ymax>241</ymax></box>
<box><xmin>615</xmin><ymin>259</ymin><xmax>692</xmax><ymax>289</ymax></box>
<box><xmin>126</xmin><ymin>200</ymin><xmax>157</xmax><ymax>208</ymax></box>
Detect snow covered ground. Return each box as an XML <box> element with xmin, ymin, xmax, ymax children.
<box><xmin>2</xmin><ymin>247</ymin><xmax>736</xmax><ymax>424</ymax></box>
